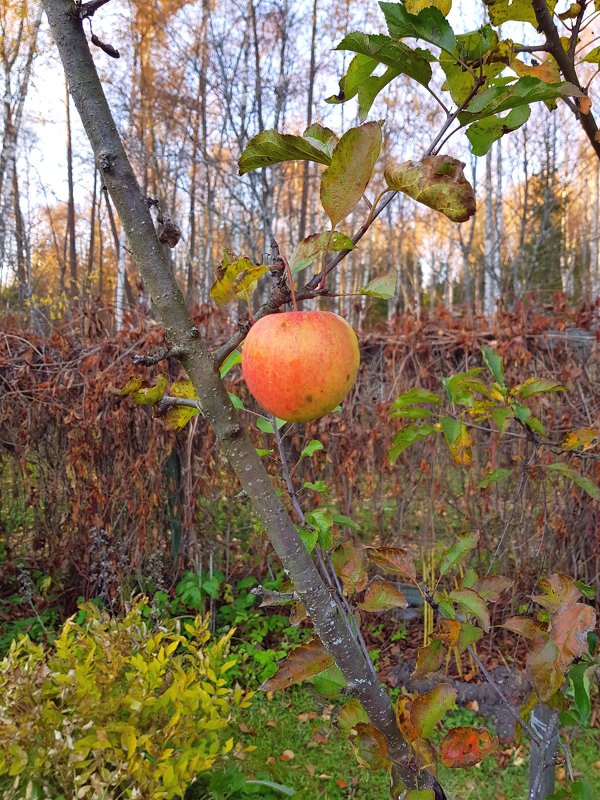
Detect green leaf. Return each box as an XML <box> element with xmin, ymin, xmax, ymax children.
<box><xmin>390</xmin><ymin>407</ymin><xmax>434</xmax><ymax>419</ymax></box>
<box><xmin>306</xmin><ymin>509</ymin><xmax>334</xmax><ymax>550</ymax></box>
<box><xmin>256</xmin><ymin>448</ymin><xmax>273</xmax><ymax>457</ymax></box>
<box><xmin>440</xmin><ymin>531</ymin><xmax>480</xmax><ymax>577</ymax></box>
<box><xmin>129</xmin><ymin>374</ymin><xmax>168</xmax><ymax>405</ymax></box>
<box><xmin>299</xmin><ymin>527</ymin><xmax>319</xmax><ymax>553</ymax></box>
<box><xmin>311</xmin><ymin>663</ymin><xmax>346</xmax><ymax>699</ymax></box>
<box><xmin>228</xmin><ymin>392</ymin><xmax>244</xmax><ymax>410</ymax></box>
<box><xmin>289</xmin><ymin>230</ymin><xmax>355</xmax><ymax>274</ymax></box>
<box><xmin>359</xmin><ymin>272</ymin><xmax>397</xmax><ymax>299</ymax></box>
<box><xmin>481</xmin><ymin>347</ymin><xmax>505</xmax><ymax>385</ymax></box>
<box><xmin>328</xmin><ymin>33</ymin><xmax>432</xmax><ymax>120</ymax></box>
<box><xmin>389</xmin><ymin>423</ymin><xmax>439</xmax><ymax>463</ymax></box>
<box><xmin>518</xmin><ymin>377</ymin><xmax>565</xmax><ymax>398</ymax></box>
<box><xmin>412</xmin><ymin>638</ymin><xmax>444</xmax><ymax>677</ymax></box>
<box><xmin>300</xmin><ymin>439</ymin><xmax>324</xmax><ymax>459</ymax></box>
<box><xmin>491</xmin><ymin>406</ymin><xmax>514</xmax><ymax>432</ymax></box>
<box><xmin>484</xmin><ymin>0</ymin><xmax>557</xmax><ymax>26</ymax></box>
<box><xmin>210</xmin><ymin>249</ymin><xmax>268</xmax><ymax>306</ymax></box>
<box><xmin>547</xmin><ymin>463</ymin><xmax>600</xmax><ymax>501</ymax></box>
<box><xmin>457</xmin><ymin>621</ymin><xmax>484</xmax><ymax>653</ymax></box>
<box><xmin>441</xmin><ymin>418</ymin><xmax>472</xmax><ymax>464</ymax></box>
<box><xmin>405</xmin><ymin>792</ymin><xmax>435</xmax><ymax>800</ymax></box>
<box><xmin>302</xmin><ymin>123</ymin><xmax>339</xmax><ymax>159</ymax></box>
<box><xmin>410</xmin><ymin>684</ymin><xmax>457</xmax><ymax>739</ymax></box>
<box><xmin>477</xmin><ymin>467</ymin><xmax>512</xmax><ymax>488</ymax></box>
<box><xmin>467</xmin><ymin>105</ymin><xmax>531</xmax><ymax>156</ymax></box>
<box><xmin>303</xmin><ymin>480</ymin><xmax>328</xmax><ymax>494</ymax></box>
<box><xmin>320</xmin><ymin>122</ymin><xmax>382</xmax><ymax>226</ymax></box>
<box><xmin>380</xmin><ymin>2</ymin><xmax>457</xmax><ymax>56</ymax></box>
<box><xmin>238</xmin><ymin>130</ymin><xmax>333</xmax><ymax>175</ymax></box>
<box><xmin>449</xmin><ymin>588</ymin><xmax>490</xmax><ymax>632</ymax></box>
<box><xmin>219</xmin><ymin>349</ymin><xmax>242</xmax><ymax>378</ymax></box>
<box><xmin>568</xmin><ymin>662</ymin><xmax>593</xmax><ymax>725</ymax></box>
<box><xmin>391</xmin><ymin>388</ymin><xmax>441</xmax><ymax>409</ymax></box>
<box><xmin>332</xmin><ymin>513</ymin><xmax>361</xmax><ymax>530</ymax></box>
<box><xmin>256</xmin><ymin>416</ymin><xmax>286</xmax><ymax>434</ymax></box>
<box><xmin>385</xmin><ymin>155</ymin><xmax>475</xmax><ymax>223</ymax></box>
<box><xmin>462</xmin><ymin>76</ymin><xmax>581</xmax><ymax>121</ymax></box>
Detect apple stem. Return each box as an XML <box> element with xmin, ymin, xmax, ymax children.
<box><xmin>281</xmin><ymin>254</ymin><xmax>298</xmax><ymax>312</ymax></box>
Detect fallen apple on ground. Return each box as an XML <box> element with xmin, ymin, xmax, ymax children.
<box><xmin>241</xmin><ymin>310</ymin><xmax>360</xmax><ymax>422</ymax></box>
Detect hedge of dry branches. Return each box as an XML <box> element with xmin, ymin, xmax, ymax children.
<box><xmin>1</xmin><ymin>298</ymin><xmax>598</xmax><ymax>606</ymax></box>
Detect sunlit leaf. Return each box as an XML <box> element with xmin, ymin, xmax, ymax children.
<box><xmin>439</xmin><ymin>531</ymin><xmax>480</xmax><ymax>577</ymax></box>
<box><xmin>410</xmin><ymin>684</ymin><xmax>457</xmax><ymax>739</ymax></box>
<box><xmin>238</xmin><ymin>130</ymin><xmax>333</xmax><ymax>174</ymax></box>
<box><xmin>547</xmin><ymin>463</ymin><xmax>600</xmax><ymax>501</ymax></box>
<box><xmin>439</xmin><ymin>726</ymin><xmax>498</xmax><ymax>768</ymax></box>
<box><xmin>550</xmin><ymin>603</ymin><xmax>596</xmax><ymax>668</ymax></box>
<box><xmin>385</xmin><ymin>155</ymin><xmax>475</xmax><ymax>223</ymax></box>
<box><xmin>331</xmin><ymin>542</ymin><xmax>369</xmax><ymax>596</ymax></box>
<box><xmin>405</xmin><ymin>0</ymin><xmax>451</xmax><ymax>14</ymax></box>
<box><xmin>300</xmin><ymin>439</ymin><xmax>324</xmax><ymax>459</ymax></box>
<box><xmin>484</xmin><ymin>0</ymin><xmax>556</xmax><ymax>26</ymax></box>
<box><xmin>210</xmin><ymin>250</ymin><xmax>268</xmax><ymax>306</ymax></box>
<box><xmin>259</xmin><ymin>639</ymin><xmax>334</xmax><ymax>691</ymax></box>
<box><xmin>367</xmin><ymin>546</ymin><xmax>416</xmax><ymax>580</ymax></box>
<box><xmin>115</xmin><ymin>377</ymin><xmax>142</xmax><ymax>395</ymax></box>
<box><xmin>358</xmin><ymin>579</ymin><xmax>408</xmax><ymax>612</ymax></box>
<box><xmin>320</xmin><ymin>122</ymin><xmax>382</xmax><ymax>226</ymax></box>
<box><xmin>350</xmin><ymin>723</ymin><xmax>390</xmax><ymax>770</ymax></box>
<box><xmin>289</xmin><ymin>231</ymin><xmax>355</xmax><ymax>274</ymax></box>
<box><xmin>302</xmin><ymin>123</ymin><xmax>339</xmax><ymax>159</ymax></box>
<box><xmin>359</xmin><ymin>272</ymin><xmax>397</xmax><ymax>299</ymax></box>
<box><xmin>449</xmin><ymin>588</ymin><xmax>490</xmax><ymax>632</ymax></box>
<box><xmin>473</xmin><ymin>575</ymin><xmax>513</xmax><ymax>602</ymax></box>
<box><xmin>412</xmin><ymin>638</ymin><xmax>444</xmax><ymax>677</ymax></box>
<box><xmin>510</xmin><ymin>54</ymin><xmax>559</xmax><ymax>83</ymax></box>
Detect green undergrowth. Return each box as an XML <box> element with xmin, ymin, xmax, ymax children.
<box><xmin>220</xmin><ymin>687</ymin><xmax>600</xmax><ymax>800</ymax></box>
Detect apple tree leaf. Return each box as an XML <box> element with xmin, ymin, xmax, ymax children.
<box><xmin>331</xmin><ymin>542</ymin><xmax>369</xmax><ymax>596</ymax></box>
<box><xmin>550</xmin><ymin>603</ymin><xmax>596</xmax><ymax>668</ymax></box>
<box><xmin>449</xmin><ymin>588</ymin><xmax>490</xmax><ymax>632</ymax></box>
<box><xmin>360</xmin><ymin>272</ymin><xmax>397</xmax><ymax>299</ymax></box>
<box><xmin>546</xmin><ymin>463</ymin><xmax>600</xmax><ymax>501</ymax></box>
<box><xmin>302</xmin><ymin>123</ymin><xmax>339</xmax><ymax>159</ymax></box>
<box><xmin>337</xmin><ymin>698</ymin><xmax>370</xmax><ymax>734</ymax></box>
<box><xmin>527</xmin><ymin>636</ymin><xmax>565</xmax><ymax>702</ymax></box>
<box><xmin>473</xmin><ymin>575</ymin><xmax>513</xmax><ymax>602</ymax></box>
<box><xmin>500</xmin><ymin>616</ymin><xmax>545</xmax><ymax>640</ymax></box>
<box><xmin>439</xmin><ymin>726</ymin><xmax>498</xmax><ymax>768</ymax></box>
<box><xmin>439</xmin><ymin>531</ymin><xmax>480</xmax><ymax>577</ymax></box>
<box><xmin>532</xmin><ymin>573</ymin><xmax>582</xmax><ymax>612</ymax></box>
<box><xmin>210</xmin><ymin>249</ymin><xmax>269</xmax><ymax>306</ymax></box>
<box><xmin>366</xmin><ymin>546</ymin><xmax>417</xmax><ymax>580</ymax></box>
<box><xmin>320</xmin><ymin>122</ymin><xmax>382</xmax><ymax>226</ymax></box>
<box><xmin>410</xmin><ymin>684</ymin><xmax>457</xmax><ymax>739</ymax></box>
<box><xmin>385</xmin><ymin>155</ymin><xmax>476</xmax><ymax>223</ymax></box>
<box><xmin>380</xmin><ymin>2</ymin><xmax>457</xmax><ymax>56</ymax></box>
<box><xmin>466</xmin><ymin>105</ymin><xmax>531</xmax><ymax>156</ymax></box>
<box><xmin>238</xmin><ymin>130</ymin><xmax>333</xmax><ymax>174</ymax></box>
<box><xmin>289</xmin><ymin>230</ymin><xmax>355</xmax><ymax>274</ymax></box>
<box><xmin>260</xmin><ymin>639</ymin><xmax>334</xmax><ymax>691</ymax></box>
<box><xmin>389</xmin><ymin>423</ymin><xmax>439</xmax><ymax>463</ymax></box>
<box><xmin>350</xmin><ymin>723</ymin><xmax>390</xmax><ymax>770</ymax></box>
<box><xmin>358</xmin><ymin>579</ymin><xmax>408</xmax><ymax>612</ymax></box>
<box><xmin>412</xmin><ymin>638</ymin><xmax>444</xmax><ymax>677</ymax></box>
<box><xmin>483</xmin><ymin>0</ymin><xmax>556</xmax><ymax>26</ymax></box>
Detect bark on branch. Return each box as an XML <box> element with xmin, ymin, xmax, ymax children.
<box><xmin>41</xmin><ymin>1</ymin><xmax>444</xmax><ymax>796</ymax></box>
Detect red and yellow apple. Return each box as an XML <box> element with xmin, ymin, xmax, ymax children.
<box><xmin>241</xmin><ymin>310</ymin><xmax>360</xmax><ymax>422</ymax></box>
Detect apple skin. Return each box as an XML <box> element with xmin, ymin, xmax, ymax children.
<box><xmin>241</xmin><ymin>310</ymin><xmax>360</xmax><ymax>422</ymax></box>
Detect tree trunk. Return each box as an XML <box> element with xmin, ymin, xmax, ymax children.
<box><xmin>65</xmin><ymin>78</ymin><xmax>78</xmax><ymax>300</ymax></box>
<box><xmin>41</xmin><ymin>3</ymin><xmax>445</xmax><ymax>797</ymax></box>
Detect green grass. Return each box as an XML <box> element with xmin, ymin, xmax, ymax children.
<box><xmin>228</xmin><ymin>687</ymin><xmax>600</xmax><ymax>800</ymax></box>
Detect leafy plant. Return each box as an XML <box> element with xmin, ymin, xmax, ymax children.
<box><xmin>0</xmin><ymin>599</ymin><xmax>253</xmax><ymax>799</ymax></box>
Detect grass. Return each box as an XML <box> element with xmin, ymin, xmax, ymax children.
<box><xmin>227</xmin><ymin>687</ymin><xmax>600</xmax><ymax>800</ymax></box>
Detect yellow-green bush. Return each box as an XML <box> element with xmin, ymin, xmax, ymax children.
<box><xmin>0</xmin><ymin>599</ymin><xmax>253</xmax><ymax>799</ymax></box>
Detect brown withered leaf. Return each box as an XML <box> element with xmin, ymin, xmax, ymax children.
<box><xmin>259</xmin><ymin>639</ymin><xmax>333</xmax><ymax>691</ymax></box>
<box><xmin>501</xmin><ymin>616</ymin><xmax>544</xmax><ymax>641</ymax></box>
<box><xmin>385</xmin><ymin>155</ymin><xmax>476</xmax><ymax>223</ymax></box>
<box><xmin>532</xmin><ymin>573</ymin><xmax>581</xmax><ymax>612</ymax></box>
<box><xmin>526</xmin><ymin>636</ymin><xmax>565</xmax><ymax>702</ymax></box>
<box><xmin>434</xmin><ymin>618</ymin><xmax>461</xmax><ymax>647</ymax></box>
<box><xmin>550</xmin><ymin>603</ymin><xmax>596</xmax><ymax>668</ymax></box>
<box><xmin>473</xmin><ymin>575</ymin><xmax>514</xmax><ymax>602</ymax></box>
<box><xmin>366</xmin><ymin>547</ymin><xmax>416</xmax><ymax>580</ymax></box>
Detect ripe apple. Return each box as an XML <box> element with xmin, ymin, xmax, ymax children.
<box><xmin>241</xmin><ymin>310</ymin><xmax>360</xmax><ymax>422</ymax></box>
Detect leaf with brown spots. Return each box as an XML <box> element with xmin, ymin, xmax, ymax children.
<box><xmin>358</xmin><ymin>580</ymin><xmax>408</xmax><ymax>612</ymax></box>
<box><xmin>532</xmin><ymin>573</ymin><xmax>581</xmax><ymax>612</ymax></box>
<box><xmin>550</xmin><ymin>603</ymin><xmax>596</xmax><ymax>668</ymax></box>
<box><xmin>439</xmin><ymin>726</ymin><xmax>498</xmax><ymax>768</ymax></box>
<box><xmin>331</xmin><ymin>541</ymin><xmax>368</xmax><ymax>596</ymax></box>
<box><xmin>259</xmin><ymin>639</ymin><xmax>333</xmax><ymax>691</ymax></box>
<box><xmin>350</xmin><ymin>723</ymin><xmax>390</xmax><ymax>770</ymax></box>
<box><xmin>366</xmin><ymin>547</ymin><xmax>416</xmax><ymax>580</ymax></box>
